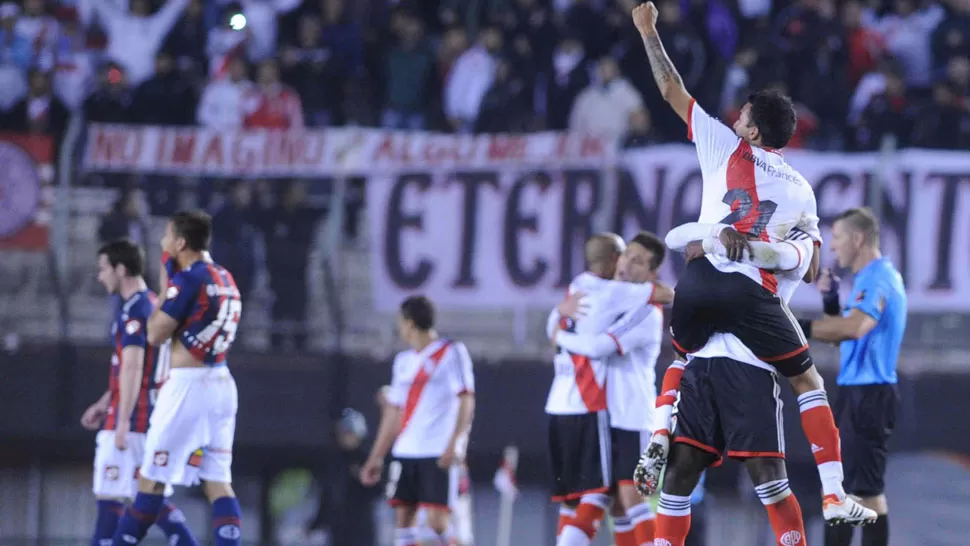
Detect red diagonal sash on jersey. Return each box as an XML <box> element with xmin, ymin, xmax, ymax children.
<box><xmin>571</xmin><ymin>354</ymin><xmax>607</xmax><ymax>412</ymax></box>
<box><xmin>726</xmin><ymin>141</ymin><xmax>778</xmax><ymax>294</ymax></box>
<box><xmin>400</xmin><ymin>341</ymin><xmax>453</xmax><ymax>432</ymax></box>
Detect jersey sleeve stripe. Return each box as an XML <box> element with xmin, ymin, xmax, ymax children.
<box><xmin>686</xmin><ymin>98</ymin><xmax>696</xmax><ymax>141</ymax></box>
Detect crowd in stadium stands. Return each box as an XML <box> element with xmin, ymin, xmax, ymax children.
<box><xmin>0</xmin><ymin>0</ymin><xmax>966</xmax><ymax>149</ymax></box>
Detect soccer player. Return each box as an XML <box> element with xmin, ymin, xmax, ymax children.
<box><xmin>111</xmin><ymin>211</ymin><xmax>244</xmax><ymax>546</ymax></box>
<box><xmin>629</xmin><ymin>0</ymin><xmax>874</xmax><ymax>530</ymax></box>
<box><xmin>549</xmin><ymin>232</ymin><xmax>668</xmax><ymax>546</ymax></box>
<box><xmin>82</xmin><ymin>239</ymin><xmax>197</xmax><ymax>546</ymax></box>
<box><xmin>360</xmin><ymin>296</ymin><xmax>476</xmax><ymax>546</ymax></box>
<box><xmin>544</xmin><ymin>234</ymin><xmax>674</xmax><ymax>546</ymax></box>
<box><xmin>795</xmin><ymin>208</ymin><xmax>906</xmax><ymax>546</ymax></box>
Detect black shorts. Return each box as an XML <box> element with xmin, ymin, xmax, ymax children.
<box><xmin>611</xmin><ymin>427</ymin><xmax>646</xmax><ymax>488</ymax></box>
<box><xmin>673</xmin><ymin>357</ymin><xmax>786</xmax><ymax>463</ymax></box>
<box><xmin>548</xmin><ymin>411</ymin><xmax>612</xmax><ymax>501</ymax></box>
<box><xmin>835</xmin><ymin>384</ymin><xmax>899</xmax><ymax>497</ymax></box>
<box><xmin>670</xmin><ymin>258</ymin><xmax>813</xmax><ymax>377</ymax></box>
<box><xmin>386</xmin><ymin>457</ymin><xmax>453</xmax><ymax>511</ymax></box>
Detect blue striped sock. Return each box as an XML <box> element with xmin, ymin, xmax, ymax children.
<box><xmin>111</xmin><ymin>493</ymin><xmax>164</xmax><ymax>545</ymax></box>
<box><xmin>211</xmin><ymin>496</ymin><xmax>242</xmax><ymax>546</ymax></box>
<box><xmin>90</xmin><ymin>500</ymin><xmax>124</xmax><ymax>546</ymax></box>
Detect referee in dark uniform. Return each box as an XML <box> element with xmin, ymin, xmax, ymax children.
<box><xmin>797</xmin><ymin>208</ymin><xmax>907</xmax><ymax>546</ymax></box>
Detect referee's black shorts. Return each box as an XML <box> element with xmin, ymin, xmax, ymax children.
<box><xmin>835</xmin><ymin>383</ymin><xmax>900</xmax><ymax>497</ymax></box>
<box><xmin>670</xmin><ymin>257</ymin><xmax>813</xmax><ymax>378</ymax></box>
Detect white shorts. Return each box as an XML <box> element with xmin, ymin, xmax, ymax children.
<box><xmin>140</xmin><ymin>366</ymin><xmax>238</xmax><ymax>487</ymax></box>
<box><xmin>93</xmin><ymin>430</ymin><xmax>174</xmax><ymax>498</ymax></box>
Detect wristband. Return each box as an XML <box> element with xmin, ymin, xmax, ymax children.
<box><xmin>822</xmin><ymin>291</ymin><xmax>841</xmax><ymax>316</ymax></box>
<box><xmin>161</xmin><ymin>252</ymin><xmax>179</xmax><ymax>277</ymax></box>
<box><xmin>797</xmin><ymin>318</ymin><xmax>813</xmax><ymax>339</ymax></box>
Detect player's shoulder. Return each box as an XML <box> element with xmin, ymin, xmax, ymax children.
<box><xmin>122</xmin><ymin>290</ymin><xmax>155</xmax><ymax>319</ymax></box>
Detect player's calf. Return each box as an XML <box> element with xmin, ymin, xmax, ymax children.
<box><xmin>557</xmin><ymin>505</ymin><xmax>577</xmax><ymax>536</ymax></box>
<box><xmin>111</xmin><ymin>490</ymin><xmax>165</xmax><ymax>545</ymax></box>
<box><xmin>156</xmin><ymin>502</ymin><xmax>200</xmax><ymax>546</ymax></box>
<box><xmin>203</xmin><ymin>481</ymin><xmax>242</xmax><ymax>546</ymax></box>
<box><xmin>90</xmin><ymin>498</ymin><xmax>124</xmax><ymax>546</ymax></box>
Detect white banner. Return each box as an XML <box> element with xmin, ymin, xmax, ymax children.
<box><xmin>367</xmin><ymin>145</ymin><xmax>970</xmax><ymax>312</ymax></box>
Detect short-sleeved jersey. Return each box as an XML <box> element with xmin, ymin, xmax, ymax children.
<box><xmin>545</xmin><ymin>273</ymin><xmax>656</xmax><ymax>415</ymax></box>
<box><xmin>688</xmin><ymin>99</ymin><xmax>821</xmax><ymax>294</ymax></box>
<box><xmin>606</xmin><ymin>303</ymin><xmax>664</xmax><ymax>431</ymax></box>
<box><xmin>160</xmin><ymin>260</ymin><xmax>242</xmax><ymax>366</ymax></box>
<box><xmin>386</xmin><ymin>339</ymin><xmax>475</xmax><ymax>458</ymax></box>
<box><xmin>838</xmin><ymin>257</ymin><xmax>907</xmax><ymax>386</ymax></box>
<box><xmin>692</xmin><ymin>230</ymin><xmax>816</xmax><ymax>372</ymax></box>
<box><xmin>105</xmin><ymin>290</ymin><xmax>170</xmax><ymax>433</ymax></box>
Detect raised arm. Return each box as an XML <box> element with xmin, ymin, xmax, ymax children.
<box><xmin>631</xmin><ymin>3</ymin><xmax>693</xmax><ymax>123</ymax></box>
<box><xmin>668</xmin><ymin>222</ymin><xmax>812</xmax><ymax>272</ymax></box>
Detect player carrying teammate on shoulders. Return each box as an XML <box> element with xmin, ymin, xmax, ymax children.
<box><xmin>110</xmin><ymin>211</ymin><xmax>244</xmax><ymax>546</ymax></box>
<box><xmin>360</xmin><ymin>296</ymin><xmax>476</xmax><ymax>546</ymax></box>
<box><xmin>544</xmin><ymin>234</ymin><xmax>674</xmax><ymax>546</ymax></box>
<box><xmin>550</xmin><ymin>231</ymin><xmax>668</xmax><ymax>546</ymax></box>
<box><xmin>627</xmin><ymin>1</ymin><xmax>875</xmax><ymax>541</ymax></box>
<box><xmin>82</xmin><ymin>238</ymin><xmax>198</xmax><ymax>546</ymax></box>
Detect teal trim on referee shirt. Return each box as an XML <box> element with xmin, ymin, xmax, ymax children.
<box><xmin>837</xmin><ymin>257</ymin><xmax>907</xmax><ymax>386</ymax></box>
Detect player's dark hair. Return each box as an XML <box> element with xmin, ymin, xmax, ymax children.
<box><xmin>631</xmin><ymin>231</ymin><xmax>666</xmax><ymax>271</ymax></box>
<box><xmin>400</xmin><ymin>296</ymin><xmax>435</xmax><ymax>331</ymax></box>
<box><xmin>835</xmin><ymin>207</ymin><xmax>880</xmax><ymax>247</ymax></box>
<box><xmin>97</xmin><ymin>238</ymin><xmax>145</xmax><ymax>277</ymax></box>
<box><xmin>170</xmin><ymin>210</ymin><xmax>212</xmax><ymax>251</ymax></box>
<box><xmin>746</xmin><ymin>89</ymin><xmax>797</xmax><ymax>149</ymax></box>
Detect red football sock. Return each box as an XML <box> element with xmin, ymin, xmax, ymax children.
<box><xmin>627</xmin><ymin>502</ymin><xmax>656</xmax><ymax>546</ymax></box>
<box><xmin>756</xmin><ymin>480</ymin><xmax>807</xmax><ymax>546</ymax></box>
<box><xmin>568</xmin><ymin>495</ymin><xmax>607</xmax><ymax>539</ymax></box>
<box><xmin>558</xmin><ymin>506</ymin><xmax>577</xmax><ymax>536</ymax></box>
<box><xmin>613</xmin><ymin>516</ymin><xmax>637</xmax><ymax>546</ymax></box>
<box><xmin>797</xmin><ymin>389</ymin><xmax>845</xmax><ymax>497</ymax></box>
<box><xmin>655</xmin><ymin>493</ymin><xmax>691</xmax><ymax>546</ymax></box>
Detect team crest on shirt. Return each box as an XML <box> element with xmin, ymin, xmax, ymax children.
<box><xmin>855</xmin><ymin>290</ymin><xmax>866</xmax><ymax>303</ymax></box>
<box><xmin>153</xmin><ymin>451</ymin><xmax>169</xmax><ymax>467</ymax></box>
<box><xmin>166</xmin><ymin>286</ymin><xmax>179</xmax><ymax>300</ymax></box>
<box><xmin>104</xmin><ymin>465</ymin><xmax>120</xmax><ymax>481</ymax></box>
<box><xmin>125</xmin><ymin>319</ymin><xmax>141</xmax><ymax>335</ymax></box>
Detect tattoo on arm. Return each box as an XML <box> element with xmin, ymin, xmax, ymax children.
<box><xmin>642</xmin><ymin>32</ymin><xmax>684</xmax><ymax>93</ymax></box>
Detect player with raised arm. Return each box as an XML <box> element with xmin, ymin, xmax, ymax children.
<box><xmin>110</xmin><ymin>211</ymin><xmax>243</xmax><ymax>546</ymax></box>
<box><xmin>360</xmin><ymin>296</ymin><xmax>475</xmax><ymax>546</ymax></box>
<box><xmin>83</xmin><ymin>239</ymin><xmax>198</xmax><ymax>546</ymax></box>
<box><xmin>550</xmin><ymin>232</ymin><xmax>668</xmax><ymax>546</ymax></box>
<box><xmin>544</xmin><ymin>234</ymin><xmax>674</xmax><ymax>546</ymax></box>
<box><xmin>627</xmin><ymin>3</ymin><xmax>874</xmax><ymax>542</ymax></box>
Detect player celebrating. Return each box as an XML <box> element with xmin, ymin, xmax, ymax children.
<box><xmin>110</xmin><ymin>211</ymin><xmax>244</xmax><ymax>546</ymax></box>
<box><xmin>82</xmin><ymin>239</ymin><xmax>197</xmax><ymax>546</ymax></box>
<box><xmin>550</xmin><ymin>232</ymin><xmax>668</xmax><ymax>546</ymax></box>
<box><xmin>544</xmin><ymin>234</ymin><xmax>673</xmax><ymax>546</ymax></box>
<box><xmin>795</xmin><ymin>209</ymin><xmax>906</xmax><ymax>546</ymax></box>
<box><xmin>360</xmin><ymin>296</ymin><xmax>476</xmax><ymax>546</ymax></box>
<box><xmin>627</xmin><ymin>2</ymin><xmax>873</xmax><ymax>543</ymax></box>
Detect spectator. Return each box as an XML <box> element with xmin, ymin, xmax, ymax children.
<box><xmin>947</xmin><ymin>56</ymin><xmax>970</xmax><ymax>97</ymax></box>
<box><xmin>382</xmin><ymin>13</ymin><xmax>435</xmax><ymax>130</ymax></box>
<box><xmin>98</xmin><ymin>188</ymin><xmax>149</xmax><ymax>246</ymax></box>
<box><xmin>651</xmin><ymin>0</ymin><xmax>708</xmax><ymax>138</ymax></box>
<box><xmin>563</xmin><ymin>0</ymin><xmax>609</xmax><ymax>60</ymax></box>
<box><xmin>848</xmin><ymin>56</ymin><xmax>902</xmax><ymax>127</ymax></box>
<box><xmin>2</xmin><ymin>68</ymin><xmax>68</xmax><ymax>135</ymax></box>
<box><xmin>259</xmin><ymin>180</ymin><xmax>319</xmax><ymax>351</ymax></box>
<box><xmin>864</xmin><ymin>0</ymin><xmax>944</xmax><ymax>89</ymax></box>
<box><xmin>503</xmin><ymin>0</ymin><xmax>556</xmax><ymax>67</ymax></box>
<box><xmin>854</xmin><ymin>67</ymin><xmax>917</xmax><ymax>150</ymax></box>
<box><xmin>197</xmin><ymin>55</ymin><xmax>252</xmax><ymax>130</ymax></box>
<box><xmin>83</xmin><ymin>62</ymin><xmax>132</xmax><ymax>123</ymax></box>
<box><xmin>912</xmin><ymin>81</ymin><xmax>970</xmax><ymax>149</ymax></box>
<box><xmin>544</xmin><ymin>35</ymin><xmax>588</xmax><ymax>130</ymax></box>
<box><xmin>206</xmin><ymin>2</ymin><xmax>247</xmax><ymax>79</ymax></box>
<box><xmin>931</xmin><ymin>0</ymin><xmax>970</xmax><ymax>73</ymax></box>
<box><xmin>444</xmin><ymin>25</ymin><xmax>502</xmax><ymax>133</ymax></box>
<box><xmin>15</xmin><ymin>0</ymin><xmax>59</xmax><ymax>66</ymax></box>
<box><xmin>0</xmin><ymin>3</ymin><xmax>29</xmax><ymax>111</ymax></box>
<box><xmin>244</xmin><ymin>58</ymin><xmax>303</xmax><ymax>129</ymax></box>
<box><xmin>436</xmin><ymin>25</ymin><xmax>468</xmax><ymax>88</ymax></box>
<box><xmin>720</xmin><ymin>47</ymin><xmax>758</xmax><ymax>117</ymax></box>
<box><xmin>477</xmin><ymin>57</ymin><xmax>532</xmax><ymax>133</ymax></box>
<box><xmin>237</xmin><ymin>0</ymin><xmax>301</xmax><ymax>62</ymax></box>
<box><xmin>281</xmin><ymin>14</ymin><xmax>341</xmax><ymax>127</ymax></box>
<box><xmin>621</xmin><ymin>108</ymin><xmax>660</xmax><ymax>149</ymax></box>
<box><xmin>51</xmin><ymin>14</ymin><xmax>94</xmax><ymax>111</ymax></box>
<box><xmin>130</xmin><ymin>51</ymin><xmax>196</xmax><ymax>125</ymax></box>
<box><xmin>843</xmin><ymin>0</ymin><xmax>885</xmax><ymax>88</ymax></box>
<box><xmin>163</xmin><ymin>0</ymin><xmax>208</xmax><ymax>73</ymax></box>
<box><xmin>88</xmin><ymin>0</ymin><xmax>189</xmax><ymax>85</ymax></box>
<box><xmin>569</xmin><ymin>57</ymin><xmax>645</xmax><ymax>144</ymax></box>
<box><xmin>317</xmin><ymin>0</ymin><xmax>362</xmax><ymax>78</ymax></box>
<box><xmin>210</xmin><ymin>181</ymin><xmax>257</xmax><ymax>301</ymax></box>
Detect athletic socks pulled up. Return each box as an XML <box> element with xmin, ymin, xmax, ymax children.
<box><xmin>655</xmin><ymin>493</ymin><xmax>691</xmax><ymax>546</ymax></box>
<box><xmin>211</xmin><ymin>496</ymin><xmax>243</xmax><ymax>546</ymax></box>
<box><xmin>797</xmin><ymin>389</ymin><xmax>846</xmax><ymax>499</ymax></box>
<box><xmin>613</xmin><ymin>516</ymin><xmax>636</xmax><ymax>546</ymax></box>
<box><xmin>626</xmin><ymin>502</ymin><xmax>656</xmax><ymax>546</ymax></box>
<box><xmin>91</xmin><ymin>499</ymin><xmax>124</xmax><ymax>546</ymax></box>
<box><xmin>156</xmin><ymin>502</ymin><xmax>199</xmax><ymax>546</ymax></box>
<box><xmin>111</xmin><ymin>493</ymin><xmax>164</xmax><ymax>545</ymax></box>
<box><xmin>755</xmin><ymin>479</ymin><xmax>807</xmax><ymax>546</ymax></box>
<box><xmin>557</xmin><ymin>494</ymin><xmax>608</xmax><ymax>546</ymax></box>
<box><xmin>557</xmin><ymin>505</ymin><xmax>577</xmax><ymax>536</ymax></box>
<box><xmin>863</xmin><ymin>514</ymin><xmax>889</xmax><ymax>546</ymax></box>
<box><xmin>655</xmin><ymin>361</ymin><xmax>686</xmax><ymax>434</ymax></box>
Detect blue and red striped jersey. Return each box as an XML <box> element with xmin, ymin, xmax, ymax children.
<box><xmin>160</xmin><ymin>260</ymin><xmax>242</xmax><ymax>366</ymax></box>
<box><xmin>104</xmin><ymin>290</ymin><xmax>169</xmax><ymax>433</ymax></box>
